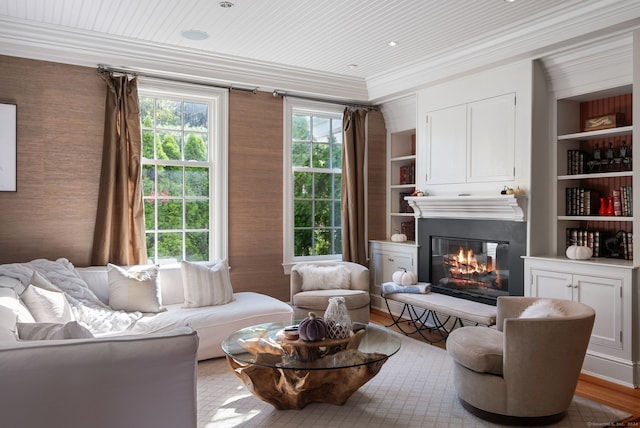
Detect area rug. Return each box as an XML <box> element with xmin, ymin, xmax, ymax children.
<box><xmin>197</xmin><ymin>331</ymin><xmax>631</xmax><ymax>427</ymax></box>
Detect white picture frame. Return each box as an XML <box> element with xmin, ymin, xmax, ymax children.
<box><xmin>0</xmin><ymin>102</ymin><xmax>17</xmax><ymax>192</ymax></box>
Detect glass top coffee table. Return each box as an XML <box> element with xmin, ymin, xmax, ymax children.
<box><xmin>222</xmin><ymin>321</ymin><xmax>401</xmax><ymax>409</ymax></box>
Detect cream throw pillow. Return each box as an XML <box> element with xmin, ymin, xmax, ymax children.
<box><xmin>519</xmin><ymin>299</ymin><xmax>564</xmax><ymax>318</ymax></box>
<box><xmin>181</xmin><ymin>260</ymin><xmax>234</xmax><ymax>308</ymax></box>
<box><xmin>298</xmin><ymin>264</ymin><xmax>351</xmax><ymax>291</ymax></box>
<box><xmin>107</xmin><ymin>264</ymin><xmax>165</xmax><ymax>313</ymax></box>
<box><xmin>17</xmin><ymin>321</ymin><xmax>94</xmax><ymax>340</ymax></box>
<box><xmin>21</xmin><ymin>272</ymin><xmax>75</xmax><ymax>324</ymax></box>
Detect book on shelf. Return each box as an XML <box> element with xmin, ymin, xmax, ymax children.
<box><xmin>399</xmin><ymin>162</ymin><xmax>415</xmax><ymax>185</ymax></box>
<box><xmin>401</xmin><ymin>220</ymin><xmax>415</xmax><ymax>242</ymax></box>
<box><xmin>567</xmin><ymin>149</ymin><xmax>586</xmax><ymax>175</ymax></box>
<box><xmin>566</xmin><ymin>228</ymin><xmax>600</xmax><ymax>257</ymax></box>
<box><xmin>619</xmin><ymin>185</ymin><xmax>633</xmax><ymax>216</ymax></box>
<box><xmin>565</xmin><ymin>188</ymin><xmax>599</xmax><ymax>216</ymax></box>
<box><xmin>399</xmin><ymin>192</ymin><xmax>412</xmax><ymax>213</ymax></box>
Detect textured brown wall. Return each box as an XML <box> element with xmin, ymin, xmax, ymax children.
<box><xmin>0</xmin><ymin>55</ymin><xmax>104</xmax><ymax>265</ymax></box>
<box><xmin>227</xmin><ymin>90</ymin><xmax>288</xmax><ymax>298</ymax></box>
<box><xmin>367</xmin><ymin>110</ymin><xmax>387</xmax><ymax>242</ymax></box>
<box><xmin>0</xmin><ymin>55</ymin><xmax>387</xmax><ymax>301</ymax></box>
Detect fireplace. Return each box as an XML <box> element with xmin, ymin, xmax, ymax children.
<box><xmin>417</xmin><ymin>218</ymin><xmax>526</xmax><ymax>305</ymax></box>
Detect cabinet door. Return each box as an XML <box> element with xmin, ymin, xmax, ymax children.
<box><xmin>467</xmin><ymin>93</ymin><xmax>516</xmax><ymax>182</ymax></box>
<box><xmin>377</xmin><ymin>252</ymin><xmax>413</xmax><ymax>284</ymax></box>
<box><xmin>426</xmin><ymin>104</ymin><xmax>466</xmax><ymax>184</ymax></box>
<box><xmin>573</xmin><ymin>275</ymin><xmax>623</xmax><ymax>350</ymax></box>
<box><xmin>527</xmin><ymin>268</ymin><xmax>573</xmax><ymax>300</ymax></box>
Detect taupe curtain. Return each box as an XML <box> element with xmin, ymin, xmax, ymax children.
<box><xmin>342</xmin><ymin>108</ymin><xmax>368</xmax><ymax>264</ymax></box>
<box><xmin>91</xmin><ymin>74</ymin><xmax>147</xmax><ymax>266</ymax></box>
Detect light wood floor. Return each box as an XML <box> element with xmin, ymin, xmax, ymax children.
<box><xmin>369</xmin><ymin>309</ymin><xmax>640</xmax><ymax>422</ymax></box>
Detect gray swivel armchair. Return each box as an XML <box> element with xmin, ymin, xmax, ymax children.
<box><xmin>447</xmin><ymin>296</ymin><xmax>595</xmax><ymax>425</ymax></box>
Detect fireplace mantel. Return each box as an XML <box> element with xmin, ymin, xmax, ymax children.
<box><xmin>406</xmin><ymin>195</ymin><xmax>525</xmax><ymax>221</ymax></box>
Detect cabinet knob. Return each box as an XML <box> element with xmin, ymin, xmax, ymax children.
<box><xmin>566</xmin><ymin>283</ymin><xmax>572</xmax><ymax>288</ymax></box>
<box><xmin>388</xmin><ymin>258</ymin><xmax>394</xmax><ymax>262</ymax></box>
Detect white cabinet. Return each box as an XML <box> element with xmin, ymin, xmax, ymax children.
<box><xmin>524</xmin><ymin>257</ymin><xmax>638</xmax><ymax>387</ymax></box>
<box><xmin>369</xmin><ymin>240</ymin><xmax>418</xmax><ymax>311</ymax></box>
<box><xmin>526</xmin><ymin>265</ymin><xmax>623</xmax><ymax>350</ymax></box>
<box><xmin>425</xmin><ymin>93</ymin><xmax>516</xmax><ymax>185</ymax></box>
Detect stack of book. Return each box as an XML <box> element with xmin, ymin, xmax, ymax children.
<box><xmin>566</xmin><ymin>228</ymin><xmax>600</xmax><ymax>257</ymax></box>
<box><xmin>565</xmin><ymin>188</ymin><xmax>599</xmax><ymax>216</ymax></box>
<box><xmin>399</xmin><ymin>162</ymin><xmax>415</xmax><ymax>185</ymax></box>
<box><xmin>566</xmin><ymin>149</ymin><xmax>586</xmax><ymax>175</ymax></box>
<box><xmin>612</xmin><ymin>186</ymin><xmax>633</xmax><ymax>217</ymax></box>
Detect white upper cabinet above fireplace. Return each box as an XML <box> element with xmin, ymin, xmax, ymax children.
<box><xmin>425</xmin><ymin>94</ymin><xmax>516</xmax><ymax>185</ymax></box>
<box><xmin>416</xmin><ymin>61</ymin><xmax>533</xmax><ymax>196</ymax></box>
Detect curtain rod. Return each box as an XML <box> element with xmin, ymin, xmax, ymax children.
<box><xmin>97</xmin><ymin>65</ymin><xmax>259</xmax><ymax>93</ymax></box>
<box><xmin>97</xmin><ymin>65</ymin><xmax>378</xmax><ymax>110</ymax></box>
<box><xmin>271</xmin><ymin>90</ymin><xmax>379</xmax><ymax>111</ymax></box>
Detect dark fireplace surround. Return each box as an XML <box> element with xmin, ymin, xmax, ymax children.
<box><xmin>417</xmin><ymin>218</ymin><xmax>527</xmax><ymax>305</ymax></box>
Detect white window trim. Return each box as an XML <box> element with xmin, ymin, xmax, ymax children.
<box><xmin>282</xmin><ymin>98</ymin><xmax>343</xmax><ymax>274</ymax></box>
<box><xmin>138</xmin><ymin>77</ymin><xmax>229</xmax><ymax>262</ymax></box>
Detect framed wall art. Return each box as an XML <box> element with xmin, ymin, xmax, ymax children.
<box><xmin>0</xmin><ymin>102</ymin><xmax>17</xmax><ymax>191</ymax></box>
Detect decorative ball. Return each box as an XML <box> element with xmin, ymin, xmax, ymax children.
<box><xmin>565</xmin><ymin>245</ymin><xmax>593</xmax><ymax>260</ymax></box>
<box><xmin>298</xmin><ymin>312</ymin><xmax>327</xmax><ymax>342</ymax></box>
<box><xmin>392</xmin><ymin>268</ymin><xmax>417</xmax><ymax>285</ymax></box>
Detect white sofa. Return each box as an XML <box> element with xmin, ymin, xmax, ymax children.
<box><xmin>76</xmin><ymin>263</ymin><xmax>294</xmax><ymax>359</ymax></box>
<box><xmin>0</xmin><ymin>258</ymin><xmax>294</xmax><ymax>428</ymax></box>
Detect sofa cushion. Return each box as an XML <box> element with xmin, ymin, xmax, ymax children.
<box><xmin>0</xmin><ymin>305</ymin><xmax>17</xmax><ymax>341</ymax></box>
<box><xmin>181</xmin><ymin>260</ymin><xmax>234</xmax><ymax>308</ymax></box>
<box><xmin>17</xmin><ymin>321</ymin><xmax>94</xmax><ymax>340</ymax></box>
<box><xmin>292</xmin><ymin>289</ymin><xmax>370</xmax><ymax>311</ymax></box>
<box><xmin>21</xmin><ymin>272</ymin><xmax>75</xmax><ymax>324</ymax></box>
<box><xmin>298</xmin><ymin>264</ymin><xmax>351</xmax><ymax>291</ymax></box>
<box><xmin>447</xmin><ymin>326</ymin><xmax>504</xmax><ymax>375</ymax></box>
<box><xmin>107</xmin><ymin>264</ymin><xmax>165</xmax><ymax>313</ymax></box>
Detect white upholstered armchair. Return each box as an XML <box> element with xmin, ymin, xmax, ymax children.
<box><xmin>290</xmin><ymin>261</ymin><xmax>370</xmax><ymax>324</ymax></box>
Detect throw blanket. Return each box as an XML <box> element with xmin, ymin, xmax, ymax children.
<box><xmin>381</xmin><ymin>282</ymin><xmax>431</xmax><ymax>296</ymax></box>
<box><xmin>0</xmin><ymin>258</ymin><xmax>141</xmax><ymax>334</ymax></box>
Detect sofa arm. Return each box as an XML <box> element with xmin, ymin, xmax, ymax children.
<box><xmin>0</xmin><ymin>327</ymin><xmax>199</xmax><ymax>428</ymax></box>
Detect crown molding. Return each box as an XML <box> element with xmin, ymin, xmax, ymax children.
<box><xmin>367</xmin><ymin>1</ymin><xmax>640</xmax><ymax>102</ymax></box>
<box><xmin>541</xmin><ymin>33</ymin><xmax>633</xmax><ymax>98</ymax></box>
<box><xmin>0</xmin><ymin>17</ymin><xmax>369</xmax><ymax>101</ymax></box>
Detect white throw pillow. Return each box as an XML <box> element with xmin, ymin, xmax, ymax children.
<box><xmin>181</xmin><ymin>260</ymin><xmax>234</xmax><ymax>308</ymax></box>
<box><xmin>17</xmin><ymin>321</ymin><xmax>94</xmax><ymax>340</ymax></box>
<box><xmin>298</xmin><ymin>264</ymin><xmax>351</xmax><ymax>291</ymax></box>
<box><xmin>0</xmin><ymin>287</ymin><xmax>35</xmax><ymax>323</ymax></box>
<box><xmin>21</xmin><ymin>283</ymin><xmax>75</xmax><ymax>323</ymax></box>
<box><xmin>519</xmin><ymin>300</ymin><xmax>564</xmax><ymax>318</ymax></box>
<box><xmin>107</xmin><ymin>264</ymin><xmax>165</xmax><ymax>313</ymax></box>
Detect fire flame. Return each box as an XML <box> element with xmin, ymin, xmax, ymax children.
<box><xmin>452</xmin><ymin>247</ymin><xmax>488</xmax><ymax>274</ymax></box>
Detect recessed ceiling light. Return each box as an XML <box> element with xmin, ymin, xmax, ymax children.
<box><xmin>219</xmin><ymin>1</ymin><xmax>234</xmax><ymax>7</ymax></box>
<box><xmin>181</xmin><ymin>29</ymin><xmax>209</xmax><ymax>40</ymax></box>
<box><xmin>388</xmin><ymin>40</ymin><xmax>399</xmax><ymax>47</ymax></box>
<box><xmin>348</xmin><ymin>64</ymin><xmax>358</xmax><ymax>69</ymax></box>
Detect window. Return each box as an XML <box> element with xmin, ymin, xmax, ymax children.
<box><xmin>284</xmin><ymin>99</ymin><xmax>343</xmax><ymax>271</ymax></box>
<box><xmin>139</xmin><ymin>80</ymin><xmax>228</xmax><ymax>264</ymax></box>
